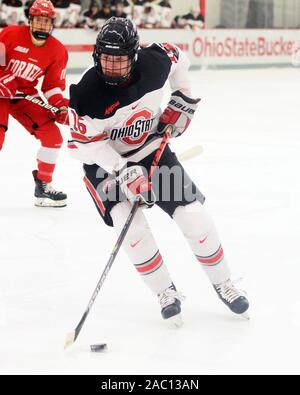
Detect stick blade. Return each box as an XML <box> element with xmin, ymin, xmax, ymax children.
<box><xmin>178</xmin><ymin>145</ymin><xmax>203</xmax><ymax>162</ymax></box>
<box><xmin>64</xmin><ymin>330</ymin><xmax>76</xmax><ymax>349</ymax></box>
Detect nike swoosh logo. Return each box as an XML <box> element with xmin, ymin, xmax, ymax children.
<box><xmin>199</xmin><ymin>236</ymin><xmax>208</xmax><ymax>244</ymax></box>
<box><xmin>130</xmin><ymin>239</ymin><xmax>142</xmax><ymax>248</ymax></box>
<box><xmin>132</xmin><ymin>103</ymin><xmax>139</xmax><ymax>110</ymax></box>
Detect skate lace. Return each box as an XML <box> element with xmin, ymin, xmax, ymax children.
<box><xmin>43</xmin><ymin>182</ymin><xmax>61</xmax><ymax>196</ymax></box>
<box><xmin>158</xmin><ymin>288</ymin><xmax>185</xmax><ymax>309</ymax></box>
<box><xmin>215</xmin><ymin>278</ymin><xmax>246</xmax><ymax>304</ymax></box>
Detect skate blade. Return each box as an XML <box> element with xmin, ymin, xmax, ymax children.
<box><xmin>166</xmin><ymin>314</ymin><xmax>183</xmax><ymax>328</ymax></box>
<box><xmin>35</xmin><ymin>198</ymin><xmax>67</xmax><ymax>208</ymax></box>
<box><xmin>240</xmin><ymin>312</ymin><xmax>250</xmax><ymax>320</ymax></box>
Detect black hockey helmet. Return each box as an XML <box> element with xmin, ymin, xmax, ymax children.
<box><xmin>93</xmin><ymin>17</ymin><xmax>140</xmax><ymax>85</ymax></box>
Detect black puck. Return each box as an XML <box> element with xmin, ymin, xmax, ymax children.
<box><xmin>90</xmin><ymin>343</ymin><xmax>107</xmax><ymax>352</ymax></box>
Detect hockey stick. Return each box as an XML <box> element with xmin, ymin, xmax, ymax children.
<box><xmin>64</xmin><ymin>199</ymin><xmax>140</xmax><ymax>349</ymax></box>
<box><xmin>64</xmin><ymin>126</ymin><xmax>172</xmax><ymax>349</ymax></box>
<box><xmin>0</xmin><ymin>94</ymin><xmax>60</xmax><ymax>113</ymax></box>
<box><xmin>1</xmin><ymin>92</ymin><xmax>203</xmax><ymax>162</ymax></box>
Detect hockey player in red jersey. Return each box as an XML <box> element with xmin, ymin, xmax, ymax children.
<box><xmin>0</xmin><ymin>0</ymin><xmax>68</xmax><ymax>207</ymax></box>
<box><xmin>68</xmin><ymin>17</ymin><xmax>249</xmax><ymax>325</ymax></box>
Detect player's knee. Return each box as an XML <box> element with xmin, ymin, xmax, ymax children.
<box><xmin>173</xmin><ymin>201</ymin><xmax>214</xmax><ymax>238</ymax></box>
<box><xmin>111</xmin><ymin>202</ymin><xmax>149</xmax><ymax>243</ymax></box>
<box><xmin>37</xmin><ymin>125</ymin><xmax>63</xmax><ymax>148</ymax></box>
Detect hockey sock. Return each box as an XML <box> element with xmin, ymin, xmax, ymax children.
<box><xmin>111</xmin><ymin>202</ymin><xmax>173</xmax><ymax>295</ymax></box>
<box><xmin>173</xmin><ymin>201</ymin><xmax>231</xmax><ymax>285</ymax></box>
<box><xmin>36</xmin><ymin>146</ymin><xmax>60</xmax><ymax>183</ymax></box>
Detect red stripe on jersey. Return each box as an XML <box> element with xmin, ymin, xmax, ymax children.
<box><xmin>71</xmin><ymin>131</ymin><xmax>108</xmax><ymax>143</ymax></box>
<box><xmin>83</xmin><ymin>176</ymin><xmax>106</xmax><ymax>217</ymax></box>
<box><xmin>89</xmin><ymin>134</ymin><xmax>108</xmax><ymax>142</ymax></box>
<box><xmin>67</xmin><ymin>143</ymin><xmax>78</xmax><ymax>149</ymax></box>
<box><xmin>70</xmin><ymin>132</ymin><xmax>89</xmax><ymax>141</ymax></box>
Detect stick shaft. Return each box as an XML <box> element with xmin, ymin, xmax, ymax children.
<box><xmin>70</xmin><ymin>128</ymin><xmax>171</xmax><ymax>344</ymax></box>
<box><xmin>73</xmin><ymin>198</ymin><xmax>140</xmax><ymax>342</ymax></box>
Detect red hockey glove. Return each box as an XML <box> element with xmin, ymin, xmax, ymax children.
<box><xmin>55</xmin><ymin>107</ymin><xmax>69</xmax><ymax>125</ymax></box>
<box><xmin>48</xmin><ymin>96</ymin><xmax>69</xmax><ymax>109</ymax></box>
<box><xmin>48</xmin><ymin>95</ymin><xmax>70</xmax><ymax>125</ymax></box>
<box><xmin>0</xmin><ymin>72</ymin><xmax>17</xmax><ymax>99</ymax></box>
<box><xmin>117</xmin><ymin>163</ymin><xmax>156</xmax><ymax>208</ymax></box>
<box><xmin>157</xmin><ymin>90</ymin><xmax>200</xmax><ymax>138</ymax></box>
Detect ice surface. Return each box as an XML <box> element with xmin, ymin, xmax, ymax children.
<box><xmin>0</xmin><ymin>68</ymin><xmax>300</xmax><ymax>374</ymax></box>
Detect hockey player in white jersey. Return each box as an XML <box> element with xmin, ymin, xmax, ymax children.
<box><xmin>68</xmin><ymin>17</ymin><xmax>249</xmax><ymax>325</ymax></box>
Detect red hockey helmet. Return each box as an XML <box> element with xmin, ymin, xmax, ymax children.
<box><xmin>29</xmin><ymin>0</ymin><xmax>56</xmax><ymax>19</ymax></box>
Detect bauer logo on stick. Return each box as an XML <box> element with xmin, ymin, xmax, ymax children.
<box><xmin>25</xmin><ymin>95</ymin><xmax>59</xmax><ymax>113</ymax></box>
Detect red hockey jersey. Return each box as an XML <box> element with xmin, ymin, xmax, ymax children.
<box><xmin>0</xmin><ymin>25</ymin><xmax>68</xmax><ymax>101</ymax></box>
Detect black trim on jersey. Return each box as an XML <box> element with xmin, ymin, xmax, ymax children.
<box><xmin>69</xmin><ymin>44</ymin><xmax>172</xmax><ymax>120</ymax></box>
<box><xmin>67</xmin><ymin>139</ymin><xmax>106</xmax><ymax>145</ymax></box>
<box><xmin>120</xmin><ymin>133</ymin><xmax>161</xmax><ymax>158</ymax></box>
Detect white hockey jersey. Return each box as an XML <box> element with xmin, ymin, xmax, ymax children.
<box><xmin>68</xmin><ymin>43</ymin><xmax>191</xmax><ymax>174</ymax></box>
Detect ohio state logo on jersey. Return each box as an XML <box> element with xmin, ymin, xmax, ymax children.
<box><xmin>110</xmin><ymin>109</ymin><xmax>155</xmax><ymax>145</ymax></box>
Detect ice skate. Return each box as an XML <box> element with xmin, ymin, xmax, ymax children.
<box><xmin>158</xmin><ymin>284</ymin><xmax>184</xmax><ymax>327</ymax></box>
<box><xmin>32</xmin><ymin>170</ymin><xmax>67</xmax><ymax>208</ymax></box>
<box><xmin>213</xmin><ymin>279</ymin><xmax>249</xmax><ymax>319</ymax></box>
